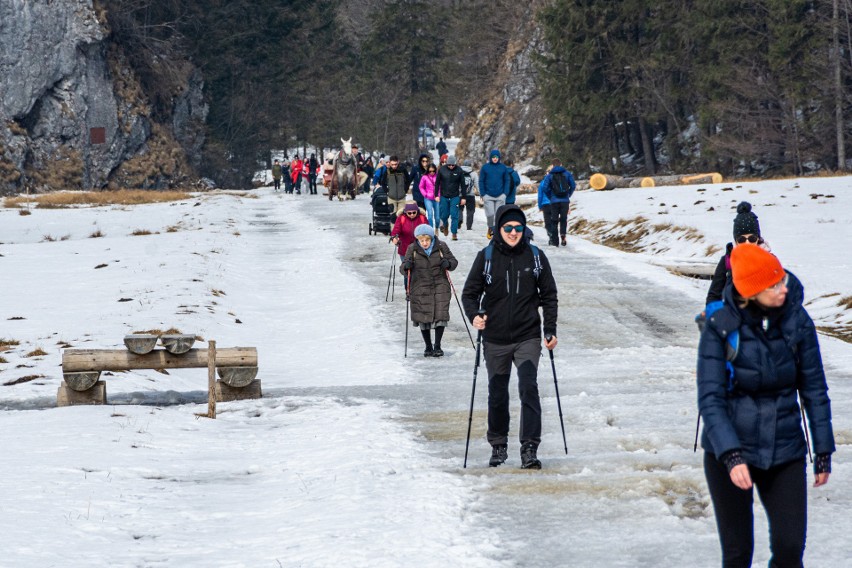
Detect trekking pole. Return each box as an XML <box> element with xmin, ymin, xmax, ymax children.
<box><xmin>385</xmin><ymin>244</ymin><xmax>397</xmax><ymax>302</ymax></box>
<box><xmin>464</xmin><ymin>310</ymin><xmax>486</xmax><ymax>468</ymax></box>
<box><xmin>445</xmin><ymin>268</ymin><xmax>476</xmax><ymax>350</ymax></box>
<box><xmin>693</xmin><ymin>415</ymin><xmax>701</xmax><ymax>452</ymax></box>
<box><xmin>404</xmin><ymin>269</ymin><xmax>411</xmax><ymax>358</ymax></box>
<box><xmin>545</xmin><ymin>335</ymin><xmax>568</xmax><ymax>455</ymax></box>
<box><xmin>799</xmin><ymin>401</ymin><xmax>813</xmax><ymax>463</ymax></box>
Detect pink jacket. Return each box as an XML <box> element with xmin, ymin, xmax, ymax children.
<box><xmin>419</xmin><ymin>172</ymin><xmax>438</xmax><ymax>200</ymax></box>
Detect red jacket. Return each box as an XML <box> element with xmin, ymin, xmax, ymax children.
<box><xmin>291</xmin><ymin>159</ymin><xmax>303</xmax><ymax>183</ymax></box>
<box><xmin>391</xmin><ymin>212</ymin><xmax>427</xmax><ymax>257</ymax></box>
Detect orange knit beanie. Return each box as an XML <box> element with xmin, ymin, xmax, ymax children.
<box><xmin>730</xmin><ymin>243</ymin><xmax>786</xmax><ymax>298</ymax></box>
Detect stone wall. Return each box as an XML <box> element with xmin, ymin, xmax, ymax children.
<box><xmin>0</xmin><ymin>0</ymin><xmax>207</xmax><ymax>194</ymax></box>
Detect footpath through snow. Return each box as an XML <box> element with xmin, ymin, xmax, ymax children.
<box><xmin>1</xmin><ymin>181</ymin><xmax>851</xmax><ymax>567</ymax></box>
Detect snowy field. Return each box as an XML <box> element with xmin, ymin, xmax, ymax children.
<box><xmin>0</xmin><ymin>170</ymin><xmax>850</xmax><ymax>567</ymax></box>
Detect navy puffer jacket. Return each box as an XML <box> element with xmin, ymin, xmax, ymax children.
<box><xmin>697</xmin><ymin>272</ymin><xmax>834</xmax><ymax>469</ymax></box>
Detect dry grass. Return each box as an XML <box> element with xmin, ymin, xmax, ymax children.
<box><xmin>89</xmin><ymin>229</ymin><xmax>104</xmax><ymax>238</ymax></box>
<box><xmin>25</xmin><ymin>348</ymin><xmax>48</xmax><ymax>357</ymax></box>
<box><xmin>3</xmin><ymin>374</ymin><xmax>46</xmax><ymax>386</ymax></box>
<box><xmin>18</xmin><ymin>209</ymin><xmax>31</xmax><ymax>216</ymax></box>
<box><xmin>0</xmin><ymin>356</ymin><xmax>7</xmax><ymax>364</ymax></box>
<box><xmin>817</xmin><ymin>325</ymin><xmax>852</xmax><ymax>344</ymax></box>
<box><xmin>837</xmin><ymin>296</ymin><xmax>852</xmax><ymax>310</ymax></box>
<box><xmin>4</xmin><ymin>189</ymin><xmax>194</xmax><ymax>209</ymax></box>
<box><xmin>131</xmin><ymin>229</ymin><xmax>154</xmax><ymax>236</ymax></box>
<box><xmin>0</xmin><ymin>338</ymin><xmax>20</xmax><ymax>351</ymax></box>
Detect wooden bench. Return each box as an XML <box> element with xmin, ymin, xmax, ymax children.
<box><xmin>59</xmin><ymin>335</ymin><xmax>260</xmax><ymax>408</ymax></box>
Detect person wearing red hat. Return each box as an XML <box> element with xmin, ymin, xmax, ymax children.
<box><xmin>697</xmin><ymin>244</ymin><xmax>835</xmax><ymax>567</ymax></box>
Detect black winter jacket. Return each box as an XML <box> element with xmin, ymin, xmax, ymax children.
<box><xmin>435</xmin><ymin>164</ymin><xmax>466</xmax><ymax>199</ymax></box>
<box><xmin>697</xmin><ymin>273</ymin><xmax>835</xmax><ymax>469</ymax></box>
<box><xmin>461</xmin><ymin>205</ymin><xmax>558</xmax><ymax>344</ymax></box>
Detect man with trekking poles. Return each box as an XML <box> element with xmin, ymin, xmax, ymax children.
<box><xmin>462</xmin><ymin>204</ymin><xmax>561</xmax><ymax>469</ymax></box>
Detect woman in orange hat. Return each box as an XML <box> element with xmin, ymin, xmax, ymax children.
<box><xmin>697</xmin><ymin>244</ymin><xmax>835</xmax><ymax>567</ymax></box>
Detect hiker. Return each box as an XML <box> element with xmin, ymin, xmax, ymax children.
<box><xmin>436</xmin><ymin>137</ymin><xmax>448</xmax><ymax>157</ymax></box>
<box><xmin>377</xmin><ymin>155</ymin><xmax>412</xmax><ymax>220</ymax></box>
<box><xmin>400</xmin><ymin>224</ymin><xmax>458</xmax><ymax>357</ymax></box>
<box><xmin>282</xmin><ymin>159</ymin><xmax>294</xmax><ymax>194</ymax></box>
<box><xmin>540</xmin><ymin>159</ymin><xmax>576</xmax><ymax>246</ymax></box>
<box><xmin>419</xmin><ymin>162</ymin><xmax>440</xmax><ymax>230</ymax></box>
<box><xmin>307</xmin><ymin>153</ymin><xmax>320</xmax><ymax>194</ymax></box>
<box><xmin>461</xmin><ymin>204</ymin><xmax>559</xmax><ymax>469</ymax></box>
<box><xmin>504</xmin><ymin>158</ymin><xmax>521</xmax><ymax>205</ymax></box>
<box><xmin>697</xmin><ymin>243</ymin><xmax>834</xmax><ymax>567</ymax></box>
<box><xmin>537</xmin><ymin>164</ymin><xmax>554</xmax><ymax>245</ymax></box>
<box><xmin>409</xmin><ymin>153</ymin><xmax>431</xmax><ymax>211</ymax></box>
<box><xmin>436</xmin><ymin>155</ymin><xmax>466</xmax><ymax>241</ymax></box>
<box><xmin>460</xmin><ymin>159</ymin><xmax>478</xmax><ymax>231</ymax></box>
<box><xmin>291</xmin><ymin>156</ymin><xmax>303</xmax><ymax>195</ymax></box>
<box><xmin>391</xmin><ymin>202</ymin><xmax>428</xmax><ymax>262</ymax></box>
<box><xmin>361</xmin><ymin>157</ymin><xmax>375</xmax><ymax>194</ymax></box>
<box><xmin>271</xmin><ymin>159</ymin><xmax>282</xmax><ymax>191</ymax></box>
<box><xmin>707</xmin><ymin>202</ymin><xmax>771</xmax><ymax>306</ymax></box>
<box><xmin>478</xmin><ymin>149</ymin><xmax>510</xmax><ymax>239</ymax></box>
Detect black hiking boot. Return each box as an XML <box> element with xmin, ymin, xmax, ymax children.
<box><xmin>489</xmin><ymin>444</ymin><xmax>508</xmax><ymax>467</ymax></box>
<box><xmin>424</xmin><ymin>346</ymin><xmax>433</xmax><ymax>357</ymax></box>
<box><xmin>520</xmin><ymin>442</ymin><xmax>541</xmax><ymax>470</ymax></box>
<box><xmin>431</xmin><ymin>347</ymin><xmax>444</xmax><ymax>357</ymax></box>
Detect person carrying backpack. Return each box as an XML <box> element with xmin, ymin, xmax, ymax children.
<box><xmin>697</xmin><ymin>244</ymin><xmax>834</xmax><ymax>567</ymax></box>
<box><xmin>461</xmin><ymin>204</ymin><xmax>559</xmax><ymax>469</ymax></box>
<box><xmin>478</xmin><ymin>149</ymin><xmax>511</xmax><ymax>239</ymax></box>
<box><xmin>504</xmin><ymin>158</ymin><xmax>521</xmax><ymax>205</ymax></box>
<box><xmin>541</xmin><ymin>159</ymin><xmax>576</xmax><ymax>246</ymax></box>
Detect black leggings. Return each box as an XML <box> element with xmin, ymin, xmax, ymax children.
<box><xmin>421</xmin><ymin>326</ymin><xmax>444</xmax><ymax>348</ymax></box>
<box><xmin>704</xmin><ymin>453</ymin><xmax>807</xmax><ymax>568</ymax></box>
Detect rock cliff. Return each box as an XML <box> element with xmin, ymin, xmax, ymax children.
<box><xmin>456</xmin><ymin>5</ymin><xmax>548</xmax><ymax>166</ymax></box>
<box><xmin>0</xmin><ymin>0</ymin><xmax>207</xmax><ymax>194</ymax></box>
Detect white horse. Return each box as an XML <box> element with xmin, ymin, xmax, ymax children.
<box><xmin>330</xmin><ymin>137</ymin><xmax>358</xmax><ymax>201</ymax></box>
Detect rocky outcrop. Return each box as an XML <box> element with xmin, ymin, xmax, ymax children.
<box><xmin>456</xmin><ymin>8</ymin><xmax>548</xmax><ymax>166</ymax></box>
<box><xmin>0</xmin><ymin>0</ymin><xmax>207</xmax><ymax>194</ymax></box>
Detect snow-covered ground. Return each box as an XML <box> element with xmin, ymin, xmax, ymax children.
<box><xmin>0</xmin><ymin>170</ymin><xmax>850</xmax><ymax>566</ymax></box>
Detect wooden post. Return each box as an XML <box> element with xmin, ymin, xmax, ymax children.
<box><xmin>208</xmin><ymin>340</ymin><xmax>216</xmax><ymax>419</ymax></box>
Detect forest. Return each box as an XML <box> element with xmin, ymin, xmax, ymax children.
<box><xmin>107</xmin><ymin>0</ymin><xmax>852</xmax><ymax>185</ymax></box>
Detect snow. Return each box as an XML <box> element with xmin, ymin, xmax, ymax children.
<box><xmin>1</xmin><ymin>171</ymin><xmax>851</xmax><ymax>566</ymax></box>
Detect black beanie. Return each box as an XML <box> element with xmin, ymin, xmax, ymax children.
<box><xmin>732</xmin><ymin>201</ymin><xmax>760</xmax><ymax>239</ymax></box>
<box><xmin>500</xmin><ymin>209</ymin><xmax>526</xmax><ymax>227</ymax></box>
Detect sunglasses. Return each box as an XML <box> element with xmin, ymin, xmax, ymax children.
<box><xmin>501</xmin><ymin>224</ymin><xmax>525</xmax><ymax>233</ymax></box>
<box><xmin>736</xmin><ymin>235</ymin><xmax>763</xmax><ymax>244</ymax></box>
<box><xmin>405</xmin><ymin>211</ymin><xmax>418</xmax><ymax>215</ymax></box>
<box><xmin>767</xmin><ymin>274</ymin><xmax>789</xmax><ymax>292</ymax></box>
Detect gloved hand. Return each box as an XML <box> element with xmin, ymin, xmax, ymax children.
<box><xmin>401</xmin><ymin>259</ymin><xmax>413</xmax><ymax>271</ymax></box>
<box><xmin>440</xmin><ymin>258</ymin><xmax>451</xmax><ymax>270</ymax></box>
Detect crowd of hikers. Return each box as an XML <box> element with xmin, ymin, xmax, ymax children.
<box><xmin>270</xmin><ymin>141</ymin><xmax>835</xmax><ymax>566</ymax></box>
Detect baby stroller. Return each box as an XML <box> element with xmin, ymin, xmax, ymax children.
<box><xmin>369</xmin><ymin>187</ymin><xmax>393</xmax><ymax>235</ymax></box>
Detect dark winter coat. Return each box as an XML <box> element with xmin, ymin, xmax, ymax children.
<box><xmin>435</xmin><ymin>164</ymin><xmax>466</xmax><ymax>199</ymax></box>
<box><xmin>697</xmin><ymin>273</ymin><xmax>835</xmax><ymax>470</ymax></box>
<box><xmin>705</xmin><ymin>243</ymin><xmax>734</xmax><ymax>305</ymax></box>
<box><xmin>478</xmin><ymin>150</ymin><xmax>510</xmax><ymax>198</ymax></box>
<box><xmin>461</xmin><ymin>204</ymin><xmax>558</xmax><ymax>345</ymax></box>
<box><xmin>401</xmin><ymin>240</ymin><xmax>458</xmax><ymax>324</ymax></box>
<box><xmin>506</xmin><ymin>167</ymin><xmax>521</xmax><ymax>204</ymax></box>
<box><xmin>379</xmin><ymin>166</ymin><xmax>412</xmax><ymax>201</ymax></box>
<box><xmin>541</xmin><ymin>166</ymin><xmax>576</xmax><ymax>204</ymax></box>
<box><xmin>409</xmin><ymin>154</ymin><xmax>431</xmax><ymax>204</ymax></box>
<box><xmin>271</xmin><ymin>164</ymin><xmax>282</xmax><ymax>180</ymax></box>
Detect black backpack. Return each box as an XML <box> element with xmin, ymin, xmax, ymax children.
<box><xmin>549</xmin><ymin>172</ymin><xmax>572</xmax><ymax>198</ymax></box>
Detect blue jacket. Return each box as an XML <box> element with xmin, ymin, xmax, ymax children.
<box><xmin>541</xmin><ymin>166</ymin><xmax>575</xmax><ymax>204</ymax></box>
<box><xmin>506</xmin><ymin>167</ymin><xmax>521</xmax><ymax>204</ymax></box>
<box><xmin>697</xmin><ymin>273</ymin><xmax>835</xmax><ymax>469</ymax></box>
<box><xmin>537</xmin><ymin>177</ymin><xmax>551</xmax><ymax>208</ymax></box>
<box><xmin>478</xmin><ymin>150</ymin><xmax>510</xmax><ymax>198</ymax></box>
